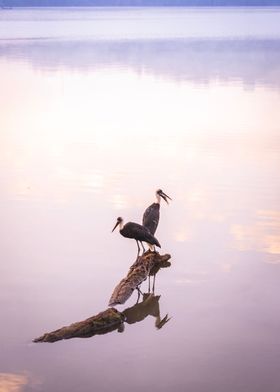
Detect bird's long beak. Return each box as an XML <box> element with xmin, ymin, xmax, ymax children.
<box><xmin>160</xmin><ymin>191</ymin><xmax>172</xmax><ymax>204</ymax></box>
<box><xmin>112</xmin><ymin>221</ymin><xmax>120</xmax><ymax>232</ymax></box>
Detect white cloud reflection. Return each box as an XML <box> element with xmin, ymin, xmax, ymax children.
<box><xmin>0</xmin><ymin>373</ymin><xmax>28</xmax><ymax>392</ymax></box>
<box><xmin>231</xmin><ymin>210</ymin><xmax>280</xmax><ymax>259</ymax></box>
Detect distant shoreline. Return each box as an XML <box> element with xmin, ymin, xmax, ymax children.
<box><xmin>2</xmin><ymin>4</ymin><xmax>280</xmax><ymax>7</ymax></box>
<box><xmin>2</xmin><ymin>2</ymin><xmax>280</xmax><ymax>8</ymax></box>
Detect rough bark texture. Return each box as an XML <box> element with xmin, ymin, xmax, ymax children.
<box><xmin>108</xmin><ymin>251</ymin><xmax>171</xmax><ymax>306</ymax></box>
<box><xmin>33</xmin><ymin>308</ymin><xmax>124</xmax><ymax>343</ymax></box>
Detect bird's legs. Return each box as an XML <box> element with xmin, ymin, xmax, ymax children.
<box><xmin>136</xmin><ymin>240</ymin><xmax>140</xmax><ymax>255</ymax></box>
<box><xmin>136</xmin><ymin>285</ymin><xmax>143</xmax><ymax>303</ymax></box>
<box><xmin>136</xmin><ymin>289</ymin><xmax>140</xmax><ymax>303</ymax></box>
<box><xmin>148</xmin><ymin>275</ymin><xmax>151</xmax><ymax>293</ymax></box>
<box><xmin>140</xmin><ymin>241</ymin><xmax>145</xmax><ymax>254</ymax></box>
<box><xmin>152</xmin><ymin>274</ymin><xmax>156</xmax><ymax>293</ymax></box>
<box><xmin>137</xmin><ymin>286</ymin><xmax>143</xmax><ymax>295</ymax></box>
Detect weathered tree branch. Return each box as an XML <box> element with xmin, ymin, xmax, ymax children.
<box><xmin>108</xmin><ymin>251</ymin><xmax>171</xmax><ymax>306</ymax></box>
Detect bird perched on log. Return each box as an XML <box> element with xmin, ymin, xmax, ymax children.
<box><xmin>112</xmin><ymin>217</ymin><xmax>161</xmax><ymax>253</ymax></box>
<box><xmin>142</xmin><ymin>189</ymin><xmax>171</xmax><ymax>235</ymax></box>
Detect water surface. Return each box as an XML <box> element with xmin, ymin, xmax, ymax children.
<box><xmin>0</xmin><ymin>7</ymin><xmax>280</xmax><ymax>392</ymax></box>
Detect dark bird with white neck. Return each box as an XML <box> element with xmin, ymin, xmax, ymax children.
<box><xmin>142</xmin><ymin>189</ymin><xmax>172</xmax><ymax>235</ymax></box>
<box><xmin>112</xmin><ymin>217</ymin><xmax>161</xmax><ymax>254</ymax></box>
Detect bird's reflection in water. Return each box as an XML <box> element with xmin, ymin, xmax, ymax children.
<box><xmin>120</xmin><ymin>256</ymin><xmax>172</xmax><ymax>332</ymax></box>
<box><xmin>123</xmin><ymin>292</ymin><xmax>171</xmax><ymax>331</ymax></box>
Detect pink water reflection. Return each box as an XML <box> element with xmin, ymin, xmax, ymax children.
<box><xmin>1</xmin><ymin>28</ymin><xmax>280</xmax><ymax>392</ymax></box>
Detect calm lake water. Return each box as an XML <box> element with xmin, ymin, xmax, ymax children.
<box><xmin>1</xmin><ymin>6</ymin><xmax>280</xmax><ymax>392</ymax></box>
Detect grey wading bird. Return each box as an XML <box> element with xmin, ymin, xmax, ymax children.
<box><xmin>142</xmin><ymin>189</ymin><xmax>172</xmax><ymax>235</ymax></box>
<box><xmin>112</xmin><ymin>217</ymin><xmax>161</xmax><ymax>253</ymax></box>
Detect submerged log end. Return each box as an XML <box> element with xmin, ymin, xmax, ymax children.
<box><xmin>33</xmin><ymin>331</ymin><xmax>62</xmax><ymax>343</ymax></box>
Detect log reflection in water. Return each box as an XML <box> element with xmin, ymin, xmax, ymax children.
<box><xmin>33</xmin><ymin>308</ymin><xmax>125</xmax><ymax>343</ymax></box>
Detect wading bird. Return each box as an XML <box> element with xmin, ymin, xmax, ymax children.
<box><xmin>142</xmin><ymin>189</ymin><xmax>172</xmax><ymax>235</ymax></box>
<box><xmin>112</xmin><ymin>217</ymin><xmax>161</xmax><ymax>253</ymax></box>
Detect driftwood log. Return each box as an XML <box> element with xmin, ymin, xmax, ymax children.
<box><xmin>108</xmin><ymin>251</ymin><xmax>171</xmax><ymax>306</ymax></box>
<box><xmin>33</xmin><ymin>252</ymin><xmax>171</xmax><ymax>343</ymax></box>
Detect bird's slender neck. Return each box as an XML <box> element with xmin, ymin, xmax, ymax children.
<box><xmin>118</xmin><ymin>220</ymin><xmax>124</xmax><ymax>230</ymax></box>
<box><xmin>156</xmin><ymin>193</ymin><xmax>161</xmax><ymax>204</ymax></box>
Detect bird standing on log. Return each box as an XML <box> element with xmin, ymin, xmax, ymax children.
<box><xmin>112</xmin><ymin>217</ymin><xmax>161</xmax><ymax>254</ymax></box>
<box><xmin>142</xmin><ymin>189</ymin><xmax>171</xmax><ymax>235</ymax></box>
